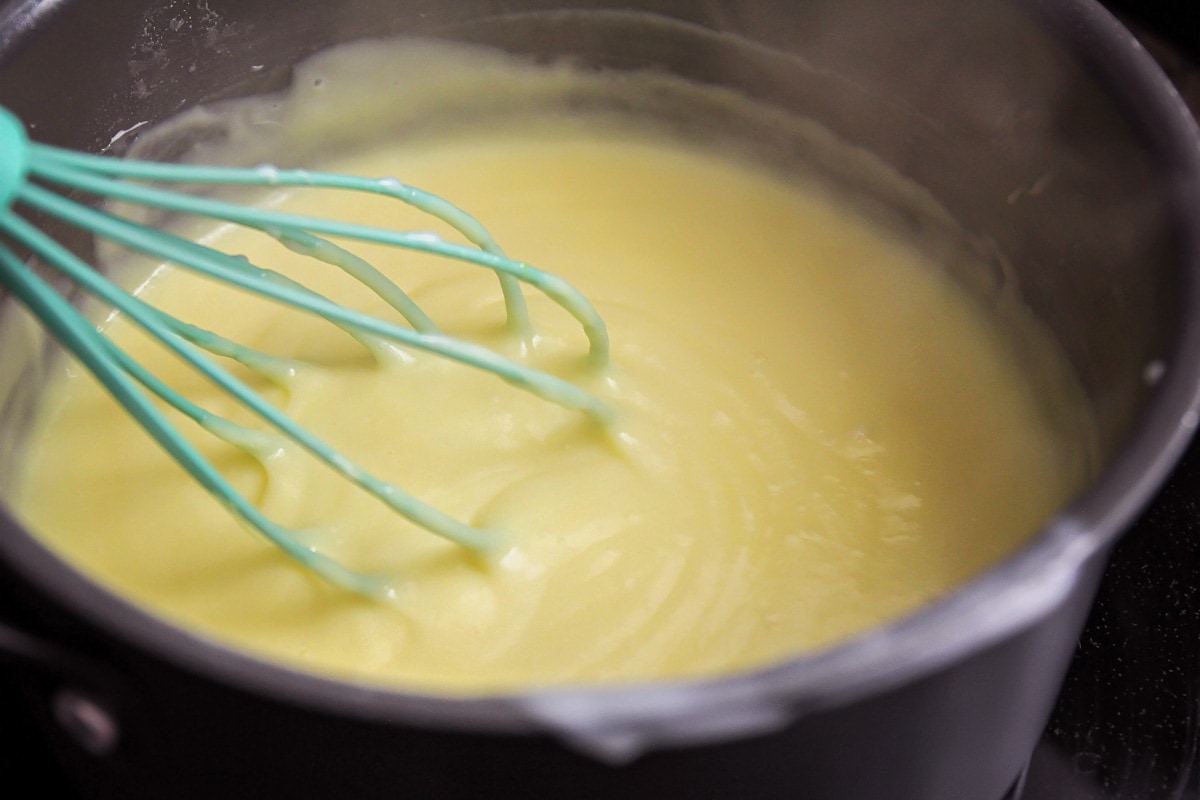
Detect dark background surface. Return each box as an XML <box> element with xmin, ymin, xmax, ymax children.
<box><xmin>1</xmin><ymin>2</ymin><xmax>1199</xmax><ymax>798</ymax></box>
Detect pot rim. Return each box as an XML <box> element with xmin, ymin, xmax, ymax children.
<box><xmin>1</xmin><ymin>0</ymin><xmax>1199</xmax><ymax>755</ymax></box>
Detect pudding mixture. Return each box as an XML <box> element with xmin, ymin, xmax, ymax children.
<box><xmin>8</xmin><ymin>49</ymin><xmax>1093</xmax><ymax>692</ymax></box>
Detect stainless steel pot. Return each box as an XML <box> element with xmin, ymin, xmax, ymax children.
<box><xmin>1</xmin><ymin>1</ymin><xmax>1199</xmax><ymax>798</ymax></box>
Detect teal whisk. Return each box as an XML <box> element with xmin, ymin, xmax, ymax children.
<box><xmin>0</xmin><ymin>105</ymin><xmax>610</xmax><ymax>599</ymax></box>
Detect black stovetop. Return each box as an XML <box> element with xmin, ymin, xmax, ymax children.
<box><xmin>1020</xmin><ymin>443</ymin><xmax>1200</xmax><ymax>799</ymax></box>
<box><xmin>2</xmin><ymin>6</ymin><xmax>1200</xmax><ymax>800</ymax></box>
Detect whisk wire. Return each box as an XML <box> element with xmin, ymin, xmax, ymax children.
<box><xmin>273</xmin><ymin>227</ymin><xmax>439</xmax><ymax>333</ymax></box>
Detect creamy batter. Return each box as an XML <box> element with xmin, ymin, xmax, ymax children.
<box><xmin>8</xmin><ymin>47</ymin><xmax>1093</xmax><ymax>692</ymax></box>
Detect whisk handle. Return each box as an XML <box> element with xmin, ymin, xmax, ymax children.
<box><xmin>0</xmin><ymin>106</ymin><xmax>30</xmax><ymax>208</ymax></box>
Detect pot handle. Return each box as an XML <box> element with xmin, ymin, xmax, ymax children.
<box><xmin>0</xmin><ymin>616</ymin><xmax>126</xmax><ymax>756</ymax></box>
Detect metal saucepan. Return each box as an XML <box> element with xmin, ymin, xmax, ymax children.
<box><xmin>1</xmin><ymin>1</ymin><xmax>1198</xmax><ymax>798</ymax></box>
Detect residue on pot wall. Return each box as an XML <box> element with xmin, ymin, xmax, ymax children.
<box><xmin>128</xmin><ymin>0</ymin><xmax>251</xmax><ymax>102</ymax></box>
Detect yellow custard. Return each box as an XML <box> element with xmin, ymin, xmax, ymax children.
<box><xmin>8</xmin><ymin>48</ymin><xmax>1093</xmax><ymax>692</ymax></box>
